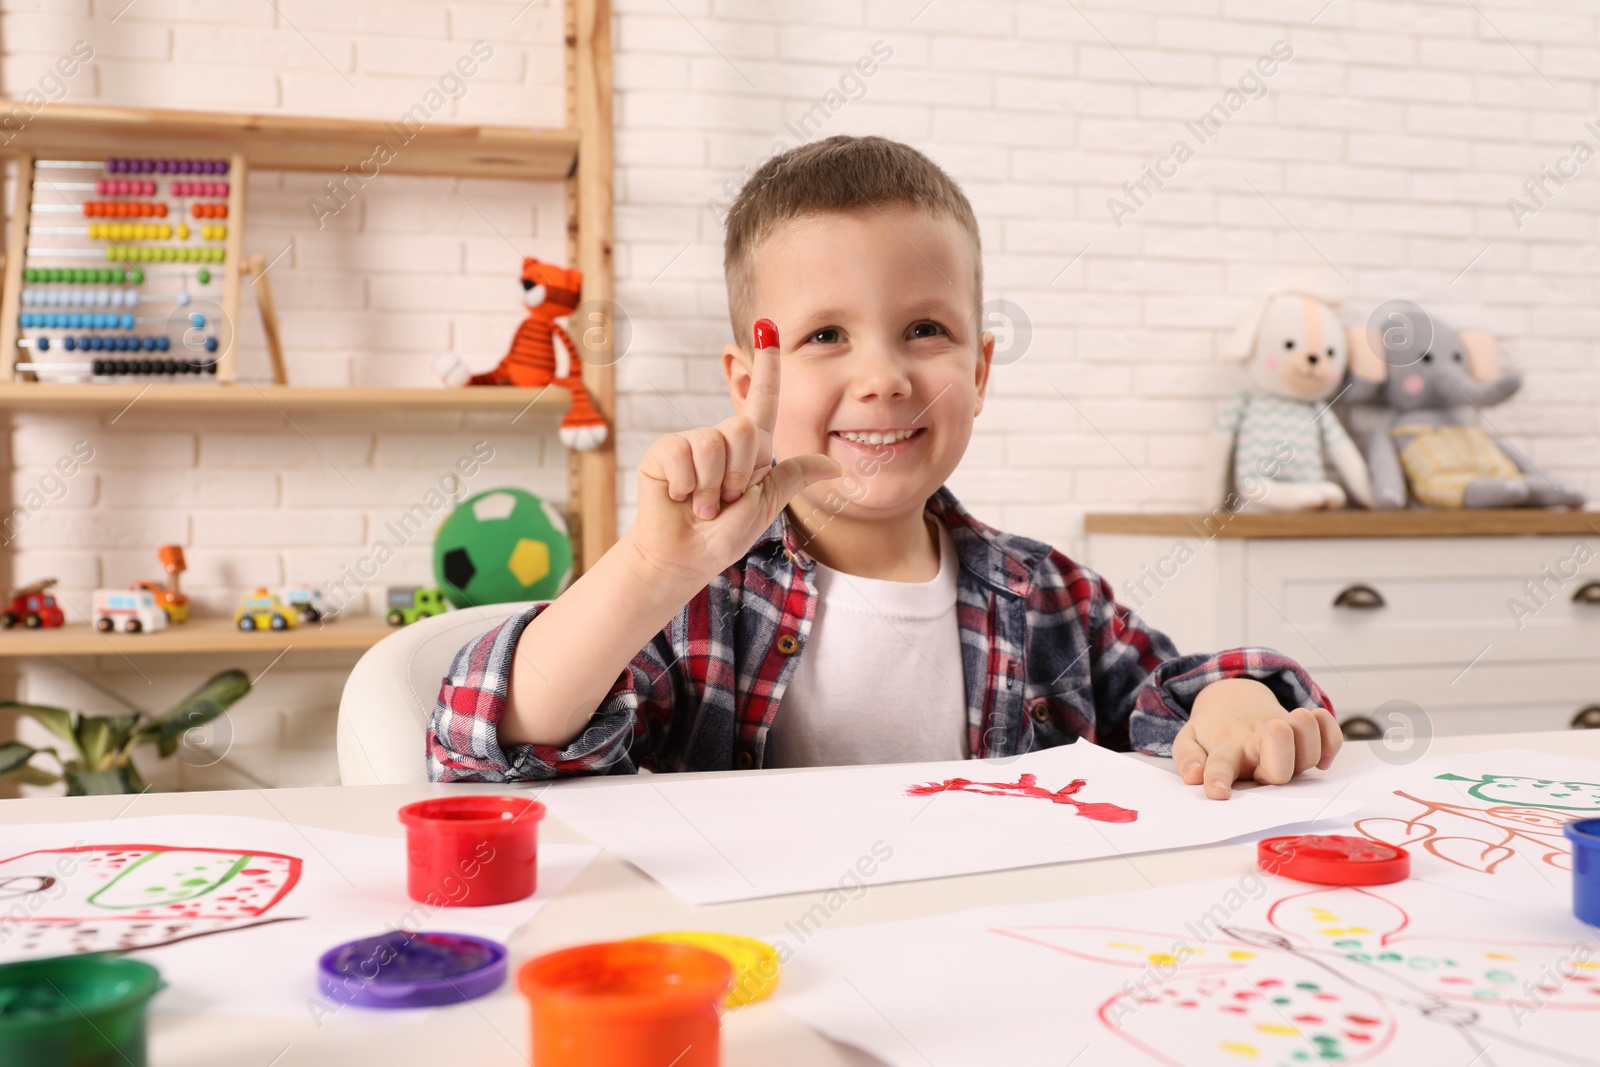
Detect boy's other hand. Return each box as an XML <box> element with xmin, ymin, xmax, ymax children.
<box><xmin>1172</xmin><ymin>677</ymin><xmax>1341</xmax><ymax>800</ymax></box>
<box><xmin>629</xmin><ymin>318</ymin><xmax>840</xmax><ymax>587</ymax></box>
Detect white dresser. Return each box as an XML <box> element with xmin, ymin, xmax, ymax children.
<box><xmin>1084</xmin><ymin>511</ymin><xmax>1600</xmax><ymax>738</ymax></box>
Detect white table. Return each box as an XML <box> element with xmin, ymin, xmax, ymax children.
<box><xmin>3</xmin><ymin>729</ymin><xmax>1596</xmax><ymax>1066</ymax></box>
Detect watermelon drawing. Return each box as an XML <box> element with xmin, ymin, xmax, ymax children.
<box><xmin>0</xmin><ymin>844</ymin><xmax>304</xmax><ymax>957</ymax></box>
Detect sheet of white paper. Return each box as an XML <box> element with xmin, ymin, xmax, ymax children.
<box><xmin>541</xmin><ymin>743</ymin><xmax>1347</xmax><ymax>904</ymax></box>
<box><xmin>0</xmin><ymin>814</ymin><xmax>599</xmax><ymax>1018</ymax></box>
<box><xmin>777</xmin><ymin>873</ymin><xmax>1600</xmax><ymax>1067</ymax></box>
<box><xmin>1284</xmin><ymin>748</ymin><xmax>1600</xmax><ymax>910</ymax></box>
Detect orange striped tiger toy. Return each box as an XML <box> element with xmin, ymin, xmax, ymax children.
<box><xmin>470</xmin><ymin>257</ymin><xmax>608</xmax><ymax>451</ymax></box>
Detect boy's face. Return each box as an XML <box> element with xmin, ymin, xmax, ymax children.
<box><xmin>723</xmin><ymin>205</ymin><xmax>993</xmax><ymax>528</ymax></box>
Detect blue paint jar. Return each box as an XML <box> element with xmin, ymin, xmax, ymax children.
<box><xmin>1564</xmin><ymin>818</ymin><xmax>1600</xmax><ymax>927</ymax></box>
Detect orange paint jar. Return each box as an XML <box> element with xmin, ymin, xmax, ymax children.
<box><xmin>518</xmin><ymin>941</ymin><xmax>732</xmax><ymax>1067</ymax></box>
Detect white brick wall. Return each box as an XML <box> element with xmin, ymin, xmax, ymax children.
<box><xmin>607</xmin><ymin>0</ymin><xmax>1600</xmax><ymax>551</ymax></box>
<box><xmin>5</xmin><ymin>0</ymin><xmax>1600</xmax><ymax>787</ymax></box>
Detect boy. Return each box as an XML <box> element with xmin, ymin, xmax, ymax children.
<box><xmin>429</xmin><ymin>135</ymin><xmax>1341</xmax><ymax>799</ymax></box>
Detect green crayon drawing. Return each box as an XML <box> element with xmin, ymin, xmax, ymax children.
<box><xmin>1434</xmin><ymin>772</ymin><xmax>1600</xmax><ymax>813</ymax></box>
<box><xmin>86</xmin><ymin>850</ymin><xmax>251</xmax><ymax>910</ymax></box>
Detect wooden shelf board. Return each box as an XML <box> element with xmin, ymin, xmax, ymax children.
<box><xmin>0</xmin><ymin>614</ymin><xmax>405</xmax><ymax>657</ymax></box>
<box><xmin>0</xmin><ymin>102</ymin><xmax>579</xmax><ymax>181</ymax></box>
<box><xmin>1084</xmin><ymin>509</ymin><xmax>1600</xmax><ymax>539</ymax></box>
<box><xmin>0</xmin><ymin>382</ymin><xmax>570</xmax><ymax>414</ymax></box>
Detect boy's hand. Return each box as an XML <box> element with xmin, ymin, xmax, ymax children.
<box><xmin>1172</xmin><ymin>677</ymin><xmax>1341</xmax><ymax>800</ymax></box>
<box><xmin>627</xmin><ymin>318</ymin><xmax>840</xmax><ymax>587</ymax></box>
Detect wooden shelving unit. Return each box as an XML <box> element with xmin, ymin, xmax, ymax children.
<box><xmin>0</xmin><ymin>382</ymin><xmax>572</xmax><ymax>415</ymax></box>
<box><xmin>0</xmin><ymin>0</ymin><xmax>618</xmax><ymax>584</ymax></box>
<box><xmin>0</xmin><ymin>105</ymin><xmax>580</xmax><ymax>182</ymax></box>
<box><xmin>1085</xmin><ymin>509</ymin><xmax>1600</xmax><ymax>539</ymax></box>
<box><xmin>0</xmin><ymin>615</ymin><xmax>396</xmax><ymax>658</ymax></box>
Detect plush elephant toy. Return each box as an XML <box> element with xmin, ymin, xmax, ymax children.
<box><xmin>1207</xmin><ymin>293</ymin><xmax>1375</xmax><ymax>511</ymax></box>
<box><xmin>1344</xmin><ymin>301</ymin><xmax>1585</xmax><ymax>509</ymax></box>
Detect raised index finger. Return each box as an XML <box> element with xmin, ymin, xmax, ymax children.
<box><xmin>747</xmin><ymin>318</ymin><xmax>782</xmax><ymax>435</ymax></box>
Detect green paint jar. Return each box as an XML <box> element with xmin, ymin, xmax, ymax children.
<box><xmin>0</xmin><ymin>955</ymin><xmax>162</xmax><ymax>1067</ymax></box>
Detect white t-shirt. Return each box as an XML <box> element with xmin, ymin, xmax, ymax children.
<box><xmin>767</xmin><ymin>519</ymin><xmax>967</xmax><ymax>768</ymax></box>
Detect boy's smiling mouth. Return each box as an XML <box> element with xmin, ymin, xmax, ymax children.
<box><xmin>831</xmin><ymin>427</ymin><xmax>926</xmax><ymax>447</ymax></box>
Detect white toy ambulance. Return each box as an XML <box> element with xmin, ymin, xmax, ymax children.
<box><xmin>92</xmin><ymin>588</ymin><xmax>170</xmax><ymax>634</ymax></box>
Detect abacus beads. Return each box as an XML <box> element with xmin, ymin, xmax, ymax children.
<box><xmin>94</xmin><ymin>180</ymin><xmax>157</xmax><ymax>196</ymax></box>
<box><xmin>169</xmin><ymin>181</ymin><xmax>228</xmax><ymax>197</ymax></box>
<box><xmin>21</xmin><ymin>287</ymin><xmax>141</xmax><ymax>307</ymax></box>
<box><xmin>83</xmin><ymin>202</ymin><xmax>169</xmax><ymax>217</ymax></box>
<box><xmin>66</xmin><ymin>336</ymin><xmax>172</xmax><ymax>352</ymax></box>
<box><xmin>103</xmin><ymin>244</ymin><xmax>225</xmax><ymax>262</ymax></box>
<box><xmin>22</xmin><ymin>267</ymin><xmax>145</xmax><ymax>284</ymax></box>
<box><xmin>19</xmin><ymin>312</ymin><xmax>137</xmax><ymax>329</ymax></box>
<box><xmin>89</xmin><ymin>358</ymin><xmax>216</xmax><ymax>375</ymax></box>
<box><xmin>106</xmin><ymin>157</ymin><xmax>229</xmax><ymax>174</ymax></box>
<box><xmin>87</xmin><ymin>223</ymin><xmax>175</xmax><ymax>240</ymax></box>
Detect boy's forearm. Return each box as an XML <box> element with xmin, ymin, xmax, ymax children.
<box><xmin>499</xmin><ymin>535</ymin><xmax>705</xmax><ymax>748</ymax></box>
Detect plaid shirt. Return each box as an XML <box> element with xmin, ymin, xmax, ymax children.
<box><xmin>428</xmin><ymin>487</ymin><xmax>1330</xmax><ymax>782</ymax></box>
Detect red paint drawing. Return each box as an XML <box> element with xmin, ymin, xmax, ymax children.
<box><xmin>1354</xmin><ymin>773</ymin><xmax>1600</xmax><ymax>877</ymax></box>
<box><xmin>0</xmin><ymin>844</ymin><xmax>305</xmax><ymax>958</ymax></box>
<box><xmin>993</xmin><ymin>885</ymin><xmax>1600</xmax><ymax>1067</ymax></box>
<box><xmin>906</xmin><ymin>773</ymin><xmax>1139</xmax><ymax>823</ymax></box>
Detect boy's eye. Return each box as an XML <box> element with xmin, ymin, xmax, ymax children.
<box><xmin>807</xmin><ymin>327</ymin><xmax>843</xmax><ymax>345</ymax></box>
<box><xmin>907</xmin><ymin>321</ymin><xmax>945</xmax><ymax>340</ymax></box>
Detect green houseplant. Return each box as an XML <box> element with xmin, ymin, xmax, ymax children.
<box><xmin>0</xmin><ymin>669</ymin><xmax>251</xmax><ymax>795</ymax></box>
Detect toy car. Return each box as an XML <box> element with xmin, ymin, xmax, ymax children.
<box><xmin>1</xmin><ymin>579</ymin><xmax>66</xmax><ymax>629</ymax></box>
<box><xmin>386</xmin><ymin>586</ymin><xmax>448</xmax><ymax>627</ymax></box>
<box><xmin>93</xmin><ymin>588</ymin><xmax>170</xmax><ymax>634</ymax></box>
<box><xmin>281</xmin><ymin>586</ymin><xmax>334</xmax><ymax>624</ymax></box>
<box><xmin>135</xmin><ymin>544</ymin><xmax>190</xmax><ymax>623</ymax></box>
<box><xmin>133</xmin><ymin>580</ymin><xmax>190</xmax><ymax>623</ymax></box>
<box><xmin>234</xmin><ymin>588</ymin><xmax>299</xmax><ymax>632</ymax></box>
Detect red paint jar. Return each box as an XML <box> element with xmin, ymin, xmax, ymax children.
<box><xmin>398</xmin><ymin>795</ymin><xmax>545</xmax><ymax>907</ymax></box>
<box><xmin>518</xmin><ymin>941</ymin><xmax>732</xmax><ymax>1067</ymax></box>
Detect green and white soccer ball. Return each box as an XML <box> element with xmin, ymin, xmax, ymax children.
<box><xmin>433</xmin><ymin>488</ymin><xmax>574</xmax><ymax>607</ymax></box>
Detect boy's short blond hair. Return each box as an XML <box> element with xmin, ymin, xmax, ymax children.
<box><xmin>722</xmin><ymin>135</ymin><xmax>983</xmax><ymax>350</ymax></box>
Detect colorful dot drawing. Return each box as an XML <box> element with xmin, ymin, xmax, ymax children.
<box><xmin>990</xmin><ymin>885</ymin><xmax>1600</xmax><ymax>1067</ymax></box>
<box><xmin>904</xmin><ymin>773</ymin><xmax>1139</xmax><ymax>823</ymax></box>
<box><xmin>0</xmin><ymin>844</ymin><xmax>304</xmax><ymax>958</ymax></box>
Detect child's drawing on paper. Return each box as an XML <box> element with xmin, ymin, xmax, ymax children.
<box><xmin>994</xmin><ymin>886</ymin><xmax>1600</xmax><ymax>1067</ymax></box>
<box><xmin>0</xmin><ymin>844</ymin><xmax>304</xmax><ymax>957</ymax></box>
<box><xmin>1432</xmin><ymin>773</ymin><xmax>1600</xmax><ymax>812</ymax></box>
<box><xmin>1355</xmin><ymin>772</ymin><xmax>1600</xmax><ymax>877</ymax></box>
<box><xmin>905</xmin><ymin>773</ymin><xmax>1139</xmax><ymax>823</ymax></box>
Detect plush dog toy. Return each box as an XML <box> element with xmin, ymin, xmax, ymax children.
<box><xmin>437</xmin><ymin>257</ymin><xmax>607</xmax><ymax>451</ymax></box>
<box><xmin>1344</xmin><ymin>301</ymin><xmax>1583</xmax><ymax>509</ymax></box>
<box><xmin>1207</xmin><ymin>293</ymin><xmax>1374</xmax><ymax>511</ymax></box>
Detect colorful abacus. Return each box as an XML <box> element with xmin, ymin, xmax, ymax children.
<box><xmin>4</xmin><ymin>153</ymin><xmax>241</xmax><ymax>384</ymax></box>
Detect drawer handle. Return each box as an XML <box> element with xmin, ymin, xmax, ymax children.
<box><xmin>1333</xmin><ymin>584</ymin><xmax>1386</xmax><ymax>610</ymax></box>
<box><xmin>1572</xmin><ymin>582</ymin><xmax>1600</xmax><ymax>605</ymax></box>
<box><xmin>1339</xmin><ymin>716</ymin><xmax>1381</xmax><ymax>741</ymax></box>
<box><xmin>1573</xmin><ymin>706</ymin><xmax>1600</xmax><ymax>730</ymax></box>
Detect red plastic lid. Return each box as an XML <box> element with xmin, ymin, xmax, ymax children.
<box><xmin>1257</xmin><ymin>834</ymin><xmax>1410</xmax><ymax>886</ymax></box>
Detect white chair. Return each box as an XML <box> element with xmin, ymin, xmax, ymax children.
<box><xmin>336</xmin><ymin>602</ymin><xmax>536</xmax><ymax>785</ymax></box>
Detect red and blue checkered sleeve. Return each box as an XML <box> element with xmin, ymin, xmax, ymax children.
<box><xmin>426</xmin><ymin>604</ymin><xmax>678</xmax><ymax>782</ymax></box>
<box><xmin>1031</xmin><ymin>550</ymin><xmax>1332</xmax><ymax>757</ymax></box>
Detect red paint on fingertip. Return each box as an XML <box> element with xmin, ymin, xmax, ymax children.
<box><xmin>753</xmin><ymin>318</ymin><xmax>779</xmax><ymax>351</ymax></box>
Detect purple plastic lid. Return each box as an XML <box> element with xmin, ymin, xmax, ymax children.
<box><xmin>318</xmin><ymin>931</ymin><xmax>506</xmax><ymax>1009</ymax></box>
